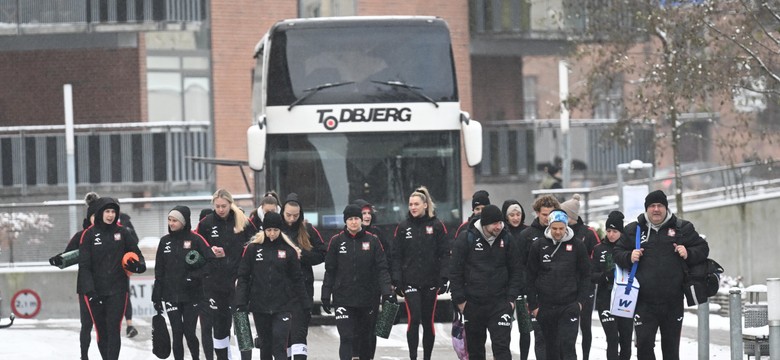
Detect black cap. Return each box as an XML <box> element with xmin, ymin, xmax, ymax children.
<box><xmin>343</xmin><ymin>204</ymin><xmax>362</xmax><ymax>222</ymax></box>
<box><xmin>644</xmin><ymin>190</ymin><xmax>668</xmax><ymax>210</ymax></box>
<box><xmin>479</xmin><ymin>205</ymin><xmax>503</xmax><ymax>225</ymax></box>
<box><xmin>605</xmin><ymin>211</ymin><xmax>624</xmax><ymax>232</ymax></box>
<box><xmin>471</xmin><ymin>190</ymin><xmax>490</xmax><ymax>210</ymax></box>
<box><xmin>262</xmin><ymin>212</ymin><xmax>283</xmax><ymax>230</ymax></box>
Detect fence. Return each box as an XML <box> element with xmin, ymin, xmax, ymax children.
<box><xmin>0</xmin><ymin>193</ymin><xmax>254</xmax><ymax>265</ymax></box>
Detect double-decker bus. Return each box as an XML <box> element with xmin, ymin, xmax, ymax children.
<box><xmin>247</xmin><ymin>16</ymin><xmax>481</xmax><ymax>243</ymax></box>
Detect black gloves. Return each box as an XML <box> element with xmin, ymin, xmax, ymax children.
<box><xmin>87</xmin><ymin>292</ymin><xmax>104</xmax><ymax>305</ymax></box>
<box><xmin>382</xmin><ymin>294</ymin><xmax>397</xmax><ymax>304</ymax></box>
<box><xmin>321</xmin><ymin>298</ymin><xmax>332</xmax><ymax>314</ymax></box>
<box><xmin>154</xmin><ymin>301</ymin><xmax>164</xmax><ymax>312</ymax></box>
<box><xmin>125</xmin><ymin>258</ymin><xmax>146</xmax><ymax>274</ymax></box>
<box><xmin>605</xmin><ymin>269</ymin><xmax>615</xmax><ymax>283</ymax></box>
<box><xmin>437</xmin><ymin>279</ymin><xmax>450</xmax><ymax>295</ymax></box>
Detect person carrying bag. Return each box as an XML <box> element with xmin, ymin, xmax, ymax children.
<box><xmin>610</xmin><ymin>229</ymin><xmax>640</xmax><ymax>318</ymax></box>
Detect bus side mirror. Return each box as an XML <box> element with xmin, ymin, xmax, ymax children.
<box><xmin>247</xmin><ymin>116</ymin><xmax>267</xmax><ymax>171</ymax></box>
<box><xmin>460</xmin><ymin>112</ymin><xmax>482</xmax><ymax>167</ymax></box>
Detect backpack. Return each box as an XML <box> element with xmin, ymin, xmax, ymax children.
<box><xmin>672</xmin><ymin>218</ymin><xmax>725</xmax><ymax>306</ymax></box>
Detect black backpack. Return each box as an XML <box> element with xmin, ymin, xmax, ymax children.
<box><xmin>674</xmin><ymin>218</ymin><xmax>725</xmax><ymax>306</ymax></box>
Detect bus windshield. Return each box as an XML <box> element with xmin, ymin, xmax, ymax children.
<box><xmin>266</xmin><ymin>131</ymin><xmax>462</xmax><ymax>230</ymax></box>
<box><xmin>266</xmin><ymin>21</ymin><xmax>457</xmax><ymax>107</ymax></box>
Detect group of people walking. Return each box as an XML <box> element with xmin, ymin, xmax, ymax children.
<box><xmin>60</xmin><ymin>185</ymin><xmax>709</xmax><ymax>360</ymax></box>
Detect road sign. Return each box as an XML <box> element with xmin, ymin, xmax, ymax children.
<box><xmin>11</xmin><ymin>289</ymin><xmax>41</xmax><ymax>319</ymax></box>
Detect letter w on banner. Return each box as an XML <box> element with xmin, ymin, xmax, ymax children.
<box><xmin>610</xmin><ymin>229</ymin><xmax>641</xmax><ymax>318</ymax></box>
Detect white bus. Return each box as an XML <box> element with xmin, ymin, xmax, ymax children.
<box><xmin>247</xmin><ymin>16</ymin><xmax>482</xmax><ymax>243</ymax></box>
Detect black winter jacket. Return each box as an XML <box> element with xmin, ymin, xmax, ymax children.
<box><xmin>235</xmin><ymin>236</ymin><xmax>309</xmax><ymax>313</ymax></box>
<box><xmin>281</xmin><ymin>219</ymin><xmax>326</xmax><ymax>300</ymax></box>
<box><xmin>526</xmin><ymin>226</ymin><xmax>590</xmax><ymax>310</ymax></box>
<box><xmin>196</xmin><ymin>210</ymin><xmax>252</xmax><ymax>294</ymax></box>
<box><xmin>614</xmin><ymin>213</ymin><xmax>709</xmax><ymax>305</ymax></box>
<box><xmin>590</xmin><ymin>237</ymin><xmax>621</xmax><ymax>311</ymax></box>
<box><xmin>153</xmin><ymin>206</ymin><xmax>215</xmax><ymax>304</ymax></box>
<box><xmin>78</xmin><ymin>198</ymin><xmax>145</xmax><ymax>297</ymax></box>
<box><xmin>517</xmin><ymin>217</ymin><xmax>547</xmax><ymax>261</ymax></box>
<box><xmin>322</xmin><ymin>228</ymin><xmax>392</xmax><ymax>308</ymax></box>
<box><xmin>392</xmin><ymin>214</ymin><xmax>450</xmax><ymax>288</ymax></box>
<box><xmin>570</xmin><ymin>218</ymin><xmax>600</xmax><ymax>293</ymax></box>
<box><xmin>449</xmin><ymin>222</ymin><xmax>523</xmax><ymax>305</ymax></box>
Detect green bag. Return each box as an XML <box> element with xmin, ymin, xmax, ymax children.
<box><xmin>233</xmin><ymin>311</ymin><xmax>254</xmax><ymax>351</ymax></box>
<box><xmin>185</xmin><ymin>250</ymin><xmax>206</xmax><ymax>269</ymax></box>
<box><xmin>516</xmin><ymin>296</ymin><xmax>533</xmax><ymax>334</ymax></box>
<box><xmin>49</xmin><ymin>249</ymin><xmax>80</xmax><ymax>269</ymax></box>
<box><xmin>374</xmin><ymin>301</ymin><xmax>400</xmax><ymax>339</ymax></box>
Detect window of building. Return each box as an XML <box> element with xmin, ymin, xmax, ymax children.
<box><xmin>523</xmin><ymin>76</ymin><xmax>537</xmax><ymax>120</ymax></box>
<box><xmin>299</xmin><ymin>0</ymin><xmax>356</xmax><ymax>17</ymax></box>
<box><xmin>593</xmin><ymin>74</ymin><xmax>623</xmax><ymax>119</ymax></box>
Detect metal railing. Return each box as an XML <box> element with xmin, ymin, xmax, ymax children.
<box><xmin>0</xmin><ymin>0</ymin><xmax>205</xmax><ymax>34</ymax></box>
<box><xmin>0</xmin><ymin>121</ymin><xmax>212</xmax><ymax>195</ymax></box>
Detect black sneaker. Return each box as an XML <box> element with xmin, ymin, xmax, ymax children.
<box><xmin>126</xmin><ymin>325</ymin><xmax>138</xmax><ymax>338</ymax></box>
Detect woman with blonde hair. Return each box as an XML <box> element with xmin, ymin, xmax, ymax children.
<box><xmin>235</xmin><ymin>211</ymin><xmax>308</xmax><ymax>359</ymax></box>
<box><xmin>196</xmin><ymin>189</ymin><xmax>253</xmax><ymax>360</ymax></box>
<box><xmin>392</xmin><ymin>186</ymin><xmax>450</xmax><ymax>360</ymax></box>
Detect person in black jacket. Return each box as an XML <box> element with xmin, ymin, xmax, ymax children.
<box><xmin>454</xmin><ymin>190</ymin><xmax>490</xmax><ymax>238</ymax></box>
<box><xmin>560</xmin><ymin>194</ymin><xmax>599</xmax><ymax>360</ymax></box>
<box><xmin>153</xmin><ymin>206</ymin><xmax>216</xmax><ymax>360</ymax></box>
<box><xmin>50</xmin><ymin>191</ymin><xmax>99</xmax><ymax>359</ymax></box>
<box><xmin>516</xmin><ymin>194</ymin><xmax>561</xmax><ymax>360</ymax></box>
<box><xmin>501</xmin><ymin>199</ymin><xmax>533</xmax><ymax>360</ymax></box>
<box><xmin>321</xmin><ymin>204</ymin><xmax>394</xmax><ymax>360</ymax></box>
<box><xmin>592</xmin><ymin>211</ymin><xmax>633</xmax><ymax>360</ymax></box>
<box><xmin>280</xmin><ymin>192</ymin><xmax>326</xmax><ymax>360</ymax></box>
<box><xmin>450</xmin><ymin>204</ymin><xmax>522</xmax><ymax>360</ymax></box>
<box><xmin>196</xmin><ymin>189</ymin><xmax>253</xmax><ymax>360</ymax></box>
<box><xmin>78</xmin><ymin>197</ymin><xmax>146</xmax><ymax>360</ymax></box>
<box><xmin>248</xmin><ymin>191</ymin><xmax>281</xmax><ymax>231</ymax></box>
<box><xmin>613</xmin><ymin>190</ymin><xmax>709</xmax><ymax>360</ymax></box>
<box><xmin>527</xmin><ymin>209</ymin><xmax>590</xmax><ymax>360</ymax></box>
<box><xmin>235</xmin><ymin>212</ymin><xmax>308</xmax><ymax>360</ymax></box>
<box><xmin>352</xmin><ymin>198</ymin><xmax>387</xmax><ymax>360</ymax></box>
<box><xmin>391</xmin><ymin>186</ymin><xmax>450</xmax><ymax>360</ymax></box>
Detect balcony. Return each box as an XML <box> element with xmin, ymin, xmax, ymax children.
<box><xmin>0</xmin><ymin>0</ymin><xmax>206</xmax><ymax>36</ymax></box>
<box><xmin>0</xmin><ymin>121</ymin><xmax>212</xmax><ymax>198</ymax></box>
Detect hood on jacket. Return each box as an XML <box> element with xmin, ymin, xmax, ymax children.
<box><xmin>353</xmin><ymin>198</ymin><xmax>376</xmax><ymax>226</ymax></box>
<box><xmin>93</xmin><ymin>197</ymin><xmax>120</xmax><ymax>228</ymax></box>
<box><xmin>501</xmin><ymin>199</ymin><xmax>526</xmax><ymax>227</ymax></box>
<box><xmin>169</xmin><ymin>205</ymin><xmax>192</xmax><ymax>232</ymax></box>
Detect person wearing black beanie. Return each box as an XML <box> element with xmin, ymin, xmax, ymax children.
<box><xmin>343</xmin><ymin>204</ymin><xmax>363</xmax><ymax>223</ymax></box>
<box><xmin>591</xmin><ymin>210</ymin><xmax>633</xmax><ymax>360</ymax></box>
<box><xmin>262</xmin><ymin>211</ymin><xmax>284</xmax><ymax>230</ymax></box>
<box><xmin>450</xmin><ymin>203</ymin><xmax>522</xmax><ymax>359</ymax></box>
<box><xmin>455</xmin><ymin>190</ymin><xmax>492</xmax><ymax>238</ymax></box>
<box><xmin>614</xmin><ymin>188</ymin><xmax>709</xmax><ymax>359</ymax></box>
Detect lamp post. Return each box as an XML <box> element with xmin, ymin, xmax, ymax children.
<box><xmin>768</xmin><ymin>278</ymin><xmax>780</xmax><ymax>359</ymax></box>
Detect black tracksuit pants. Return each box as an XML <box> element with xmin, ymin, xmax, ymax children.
<box><xmin>79</xmin><ymin>294</ymin><xmax>93</xmax><ymax>359</ymax></box>
<box><xmin>351</xmin><ymin>300</ymin><xmax>379</xmax><ymax>360</ymax></box>
<box><xmin>403</xmin><ymin>286</ymin><xmax>438</xmax><ymax>360</ymax></box>
<box><xmin>579</xmin><ymin>293</ymin><xmax>594</xmax><ymax>360</ymax></box>
<box><xmin>85</xmin><ymin>292</ymin><xmax>127</xmax><ymax>360</ymax></box>
<box><xmin>167</xmin><ymin>301</ymin><xmax>200</xmax><ymax>360</ymax></box>
<box><xmin>634</xmin><ymin>300</ymin><xmax>684</xmax><ymax>360</ymax></box>
<box><xmin>335</xmin><ymin>306</ymin><xmax>373</xmax><ymax>360</ymax></box>
<box><xmin>537</xmin><ymin>302</ymin><xmax>580</xmax><ymax>360</ymax></box>
<box><xmin>598</xmin><ymin>308</ymin><xmax>634</xmax><ymax>360</ymax></box>
<box><xmin>253</xmin><ymin>312</ymin><xmax>292</xmax><ymax>360</ymax></box>
<box><xmin>289</xmin><ymin>304</ymin><xmax>311</xmax><ymax>359</ymax></box>
<box><xmin>200</xmin><ymin>291</ymin><xmax>234</xmax><ymax>360</ymax></box>
<box><xmin>531</xmin><ymin>315</ymin><xmax>546</xmax><ymax>360</ymax></box>
<box><xmin>462</xmin><ymin>300</ymin><xmax>513</xmax><ymax>360</ymax></box>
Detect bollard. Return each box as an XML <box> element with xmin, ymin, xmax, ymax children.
<box><xmin>729</xmin><ymin>288</ymin><xmax>743</xmax><ymax>360</ymax></box>
<box><xmin>767</xmin><ymin>278</ymin><xmax>779</xmax><ymax>360</ymax></box>
<box><xmin>698</xmin><ymin>302</ymin><xmax>709</xmax><ymax>360</ymax></box>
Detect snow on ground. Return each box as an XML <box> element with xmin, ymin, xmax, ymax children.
<box><xmin>0</xmin><ymin>311</ymin><xmax>742</xmax><ymax>359</ymax></box>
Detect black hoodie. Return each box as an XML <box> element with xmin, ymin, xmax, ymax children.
<box><xmin>153</xmin><ymin>206</ymin><xmax>216</xmax><ymax>304</ymax></box>
<box><xmin>196</xmin><ymin>207</ymin><xmax>252</xmax><ymax>294</ymax></box>
<box><xmin>78</xmin><ymin>197</ymin><xmax>145</xmax><ymax>297</ymax></box>
<box><xmin>392</xmin><ymin>213</ymin><xmax>450</xmax><ymax>288</ymax></box>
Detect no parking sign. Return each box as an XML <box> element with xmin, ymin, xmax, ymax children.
<box><xmin>11</xmin><ymin>289</ymin><xmax>41</xmax><ymax>319</ymax></box>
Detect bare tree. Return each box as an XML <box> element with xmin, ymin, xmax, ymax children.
<box><xmin>561</xmin><ymin>0</ymin><xmax>779</xmax><ymax>217</ymax></box>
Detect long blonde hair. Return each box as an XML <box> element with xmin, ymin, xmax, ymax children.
<box><xmin>251</xmin><ymin>230</ymin><xmax>301</xmax><ymax>258</ymax></box>
<box><xmin>212</xmin><ymin>189</ymin><xmax>248</xmax><ymax>234</ymax></box>
<box><xmin>411</xmin><ymin>186</ymin><xmax>436</xmax><ymax>218</ymax></box>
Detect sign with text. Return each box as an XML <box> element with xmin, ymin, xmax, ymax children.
<box><xmin>129</xmin><ymin>275</ymin><xmax>156</xmax><ymax>318</ymax></box>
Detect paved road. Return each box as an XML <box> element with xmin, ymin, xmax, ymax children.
<box><xmin>2</xmin><ymin>311</ymin><xmax>735</xmax><ymax>359</ymax></box>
